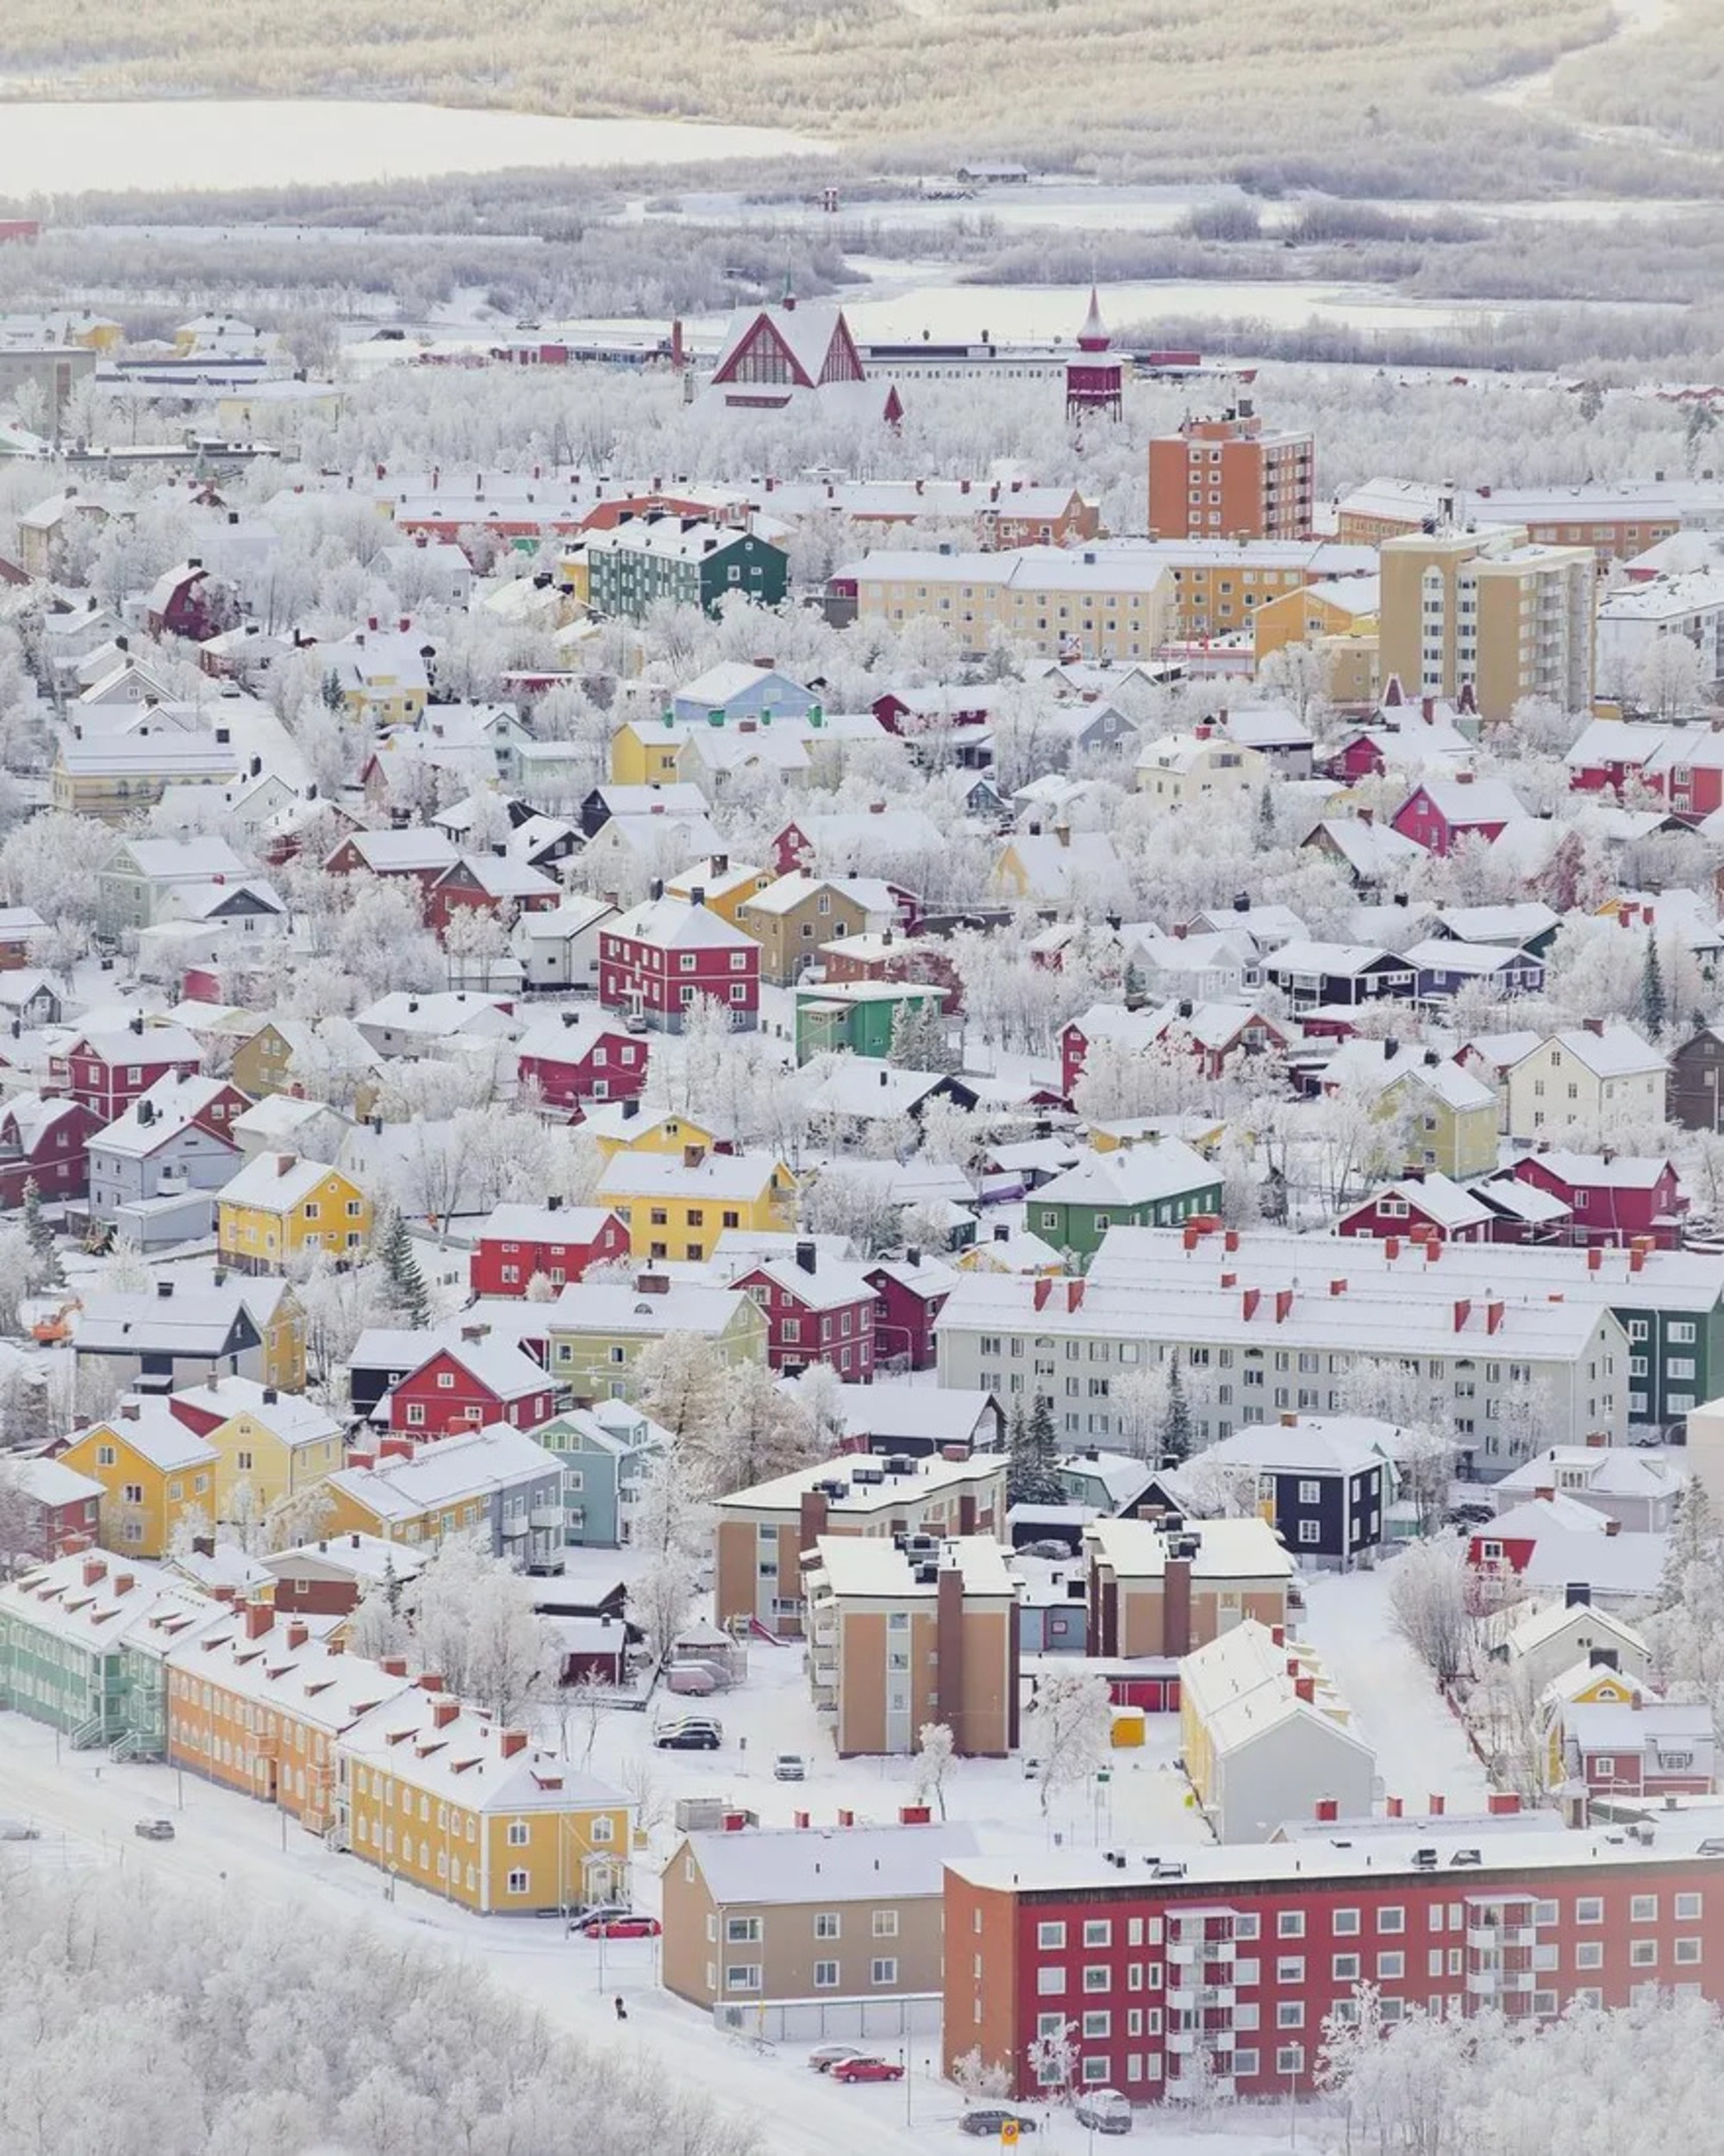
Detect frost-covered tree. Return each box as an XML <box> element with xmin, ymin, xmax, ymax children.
<box><xmin>404</xmin><ymin>1537</ymin><xmax>556</xmax><ymax>1722</ymax></box>
<box><xmin>1029</xmin><ymin>1667</ymin><xmax>1113</xmax><ymax>1817</ymax></box>
<box><xmin>633</xmin><ymin>1330</ymin><xmax>729</xmax><ymax>1449</ymax></box>
<box><xmin>913</xmin><ymin>1720</ymin><xmax>957</xmax><ymax>1818</ymax></box>
<box><xmin>1385</xmin><ymin>1537</ymin><xmax>1476</xmax><ymax>1683</ymax></box>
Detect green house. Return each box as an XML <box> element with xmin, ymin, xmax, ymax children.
<box><xmin>546</xmin><ymin>1280</ymin><xmax>765</xmax><ymax>1406</ymax></box>
<box><xmin>1031</xmin><ymin>1140</ymin><xmax>1223</xmax><ymax>1266</ymax></box>
<box><xmin>587</xmin><ymin>516</ymin><xmax>789</xmax><ymax>623</ymax></box>
<box><xmin>794</xmin><ymin>981</ymin><xmax>950</xmax><ymax>1066</ymax></box>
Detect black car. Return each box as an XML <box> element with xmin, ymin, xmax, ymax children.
<box><xmin>960</xmin><ymin>2109</ymin><xmax>1039</xmax><ymax>2137</ymax></box>
<box><xmin>653</xmin><ymin>1727</ymin><xmax>721</xmax><ymax>1750</ymax></box>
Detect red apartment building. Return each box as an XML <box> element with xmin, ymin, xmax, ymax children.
<box><xmin>598</xmin><ymin>887</ymin><xmax>759</xmax><ymax>1034</ymax></box>
<box><xmin>515</xmin><ymin>1011</ymin><xmax>648</xmax><ymax>1112</ymax></box>
<box><xmin>732</xmin><ymin>1245</ymin><xmax>878</xmax><ymax>1378</ymax></box>
<box><xmin>1146</xmin><ymin>403</ymin><xmax>1315</xmax><ymax>541</ymax></box>
<box><xmin>1510</xmin><ymin>1153</ymin><xmax>1688</xmax><ymax>1250</ymax></box>
<box><xmin>467</xmin><ymin>1203</ymin><xmax>630</xmax><ymax>1297</ymax></box>
<box><xmin>946</xmin><ymin>1828</ymin><xmax>1724</xmax><ymax>2107</ymax></box>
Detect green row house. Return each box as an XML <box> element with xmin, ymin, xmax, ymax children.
<box><xmin>0</xmin><ymin>1552</ymin><xmax>206</xmax><ymax>1755</ymax></box>
<box><xmin>531</xmin><ymin>1400</ymin><xmax>671</xmax><ymax>1548</ymax></box>
<box><xmin>545</xmin><ymin>1279</ymin><xmax>765</xmax><ymax>1408</ymax></box>
<box><xmin>794</xmin><ymin>981</ymin><xmax>950</xmax><ymax>1066</ymax></box>
<box><xmin>1522</xmin><ymin>1248</ymin><xmax>1724</xmax><ymax>1434</ymax></box>
<box><xmin>585</xmin><ymin>517</ymin><xmax>790</xmax><ymax>623</ymax></box>
<box><xmin>1029</xmin><ymin>1140</ymin><xmax>1224</xmax><ymax>1268</ymax></box>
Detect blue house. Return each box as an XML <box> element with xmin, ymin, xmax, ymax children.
<box><xmin>671</xmin><ymin>661</ymin><xmax>817</xmax><ymax>727</ymax></box>
<box><xmin>1402</xmin><ymin>936</ymin><xmax>1545</xmax><ymax>1009</ymax></box>
<box><xmin>534</xmin><ymin>1399</ymin><xmax>669</xmax><ymax>1547</ymax></box>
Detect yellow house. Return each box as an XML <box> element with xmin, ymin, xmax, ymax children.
<box><xmin>59</xmin><ymin>1399</ymin><xmax>219</xmax><ymax>1559</ymax></box>
<box><xmin>1252</xmin><ymin>577</ymin><xmax>1379</xmax><ymax>667</ymax></box>
<box><xmin>217</xmin><ymin>1153</ymin><xmax>372</xmax><ymax>1275</ymax></box>
<box><xmin>168</xmin><ymin>1376</ymin><xmax>344</xmax><ymax>1522</ymax></box>
<box><xmin>230</xmin><ymin>1019</ymin><xmax>383</xmax><ymax>1120</ymax></box>
<box><xmin>554</xmin><ymin>545</ymin><xmax>591</xmax><ymax>613</ymax></box>
<box><xmin>340</xmin><ymin>1692</ymin><xmax>634</xmax><ymax>1913</ymax></box>
<box><xmin>665</xmin><ymin>856</ymin><xmax>778</xmax><ymax>931</ymax></box>
<box><xmin>237</xmin><ymin>1277</ymin><xmax>309</xmax><ymax>1393</ymax></box>
<box><xmin>1543</xmin><ymin>1663</ymin><xmax>1648</xmax><ymax>1787</ymax></box>
<box><xmin>579</xmin><ymin>1105</ymin><xmax>721</xmax><ymax>1163</ymax></box>
<box><xmin>609</xmin><ymin>712</ymin><xmax>692</xmax><ymax>785</ymax></box>
<box><xmin>1381</xmin><ymin>1063</ymin><xmax>1499</xmax><ymax>1181</ymax></box>
<box><xmin>597</xmin><ymin>1147</ymin><xmax>796</xmax><ymax>1262</ymax></box>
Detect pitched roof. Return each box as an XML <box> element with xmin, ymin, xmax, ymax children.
<box><xmin>329</xmin><ymin>1425</ymin><xmax>560</xmax><ymax>1518</ymax></box>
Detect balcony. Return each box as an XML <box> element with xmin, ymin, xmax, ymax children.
<box><xmin>1469</xmin><ymin>1923</ymin><xmax>1536</xmax><ymax>1949</ymax></box>
<box><xmin>530</xmin><ymin>1505</ymin><xmax>564</xmax><ymax>1530</ymax></box>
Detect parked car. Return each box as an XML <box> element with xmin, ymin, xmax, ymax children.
<box><xmin>1073</xmin><ymin>2089</ymin><xmax>1132</xmax><ymax>2134</ymax></box>
<box><xmin>653</xmin><ymin>1716</ymin><xmax>721</xmax><ymax>1750</ymax></box>
<box><xmin>0</xmin><ymin>1817</ymin><xmax>41</xmax><ymax>1840</ymax></box>
<box><xmin>566</xmin><ymin>1903</ymin><xmax>631</xmax><ymax>1928</ymax></box>
<box><xmin>829</xmin><ymin>2057</ymin><xmax>904</xmax><ymax>2084</ymax></box>
<box><xmin>960</xmin><ymin>2110</ymin><xmax>1039</xmax><ymax>2138</ymax></box>
<box><xmin>808</xmin><ymin>2046</ymin><xmax>869</xmax><ymax>2074</ymax></box>
<box><xmin>133</xmin><ymin>1818</ymin><xmax>175</xmax><ymax>1841</ymax></box>
<box><xmin>772</xmin><ymin>1753</ymin><xmax>808</xmax><ymax>1781</ymax></box>
<box><xmin>578</xmin><ymin>1914</ymin><xmax>661</xmax><ymax>1939</ymax></box>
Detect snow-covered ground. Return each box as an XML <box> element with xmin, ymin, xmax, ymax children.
<box><xmin>0</xmin><ymin>1705</ymin><xmax>1307</xmax><ymax>2155</ymax></box>
<box><xmin>1297</xmin><ymin>1560</ymin><xmax>1493</xmax><ymax>1816</ymax></box>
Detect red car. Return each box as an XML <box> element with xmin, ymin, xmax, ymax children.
<box><xmin>580</xmin><ymin>1915</ymin><xmax>661</xmax><ymax>1939</ymax></box>
<box><xmin>829</xmin><ymin>2058</ymin><xmax>903</xmax><ymax>2084</ymax></box>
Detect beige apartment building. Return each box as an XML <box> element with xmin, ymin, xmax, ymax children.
<box><xmin>802</xmin><ymin>1534</ymin><xmax>1019</xmax><ymax>1757</ymax></box>
<box><xmin>713</xmin><ymin>1452</ymin><xmax>1008</xmax><ymax>1636</ymax></box>
<box><xmin>662</xmin><ymin>1820</ymin><xmax>979</xmax><ymax>2015</ymax></box>
<box><xmin>844</xmin><ymin>547</ymin><xmax>1174</xmax><ymax>661</ymax></box>
<box><xmin>1377</xmin><ymin>524</ymin><xmax>1595</xmax><ymax>722</ymax></box>
<box><xmin>1084</xmin><ymin>1516</ymin><xmax>1295</xmax><ymax>1660</ymax></box>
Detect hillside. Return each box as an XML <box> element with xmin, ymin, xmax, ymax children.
<box><xmin>0</xmin><ymin>0</ymin><xmax>1713</xmax><ymax>198</ymax></box>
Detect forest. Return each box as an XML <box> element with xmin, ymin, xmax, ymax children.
<box><xmin>0</xmin><ymin>0</ymin><xmax>1717</xmax><ymax>201</ymax></box>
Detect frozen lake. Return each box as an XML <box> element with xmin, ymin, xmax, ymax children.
<box><xmin>0</xmin><ymin>100</ymin><xmax>829</xmax><ymax>195</ymax></box>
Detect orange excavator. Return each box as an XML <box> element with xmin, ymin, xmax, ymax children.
<box><xmin>31</xmin><ymin>1297</ymin><xmax>81</xmax><ymax>1346</ymax></box>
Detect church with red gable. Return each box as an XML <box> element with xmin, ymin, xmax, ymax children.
<box><xmin>699</xmin><ymin>295</ymin><xmax>903</xmax><ymax>425</ymax></box>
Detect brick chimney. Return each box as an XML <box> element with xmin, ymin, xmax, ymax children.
<box><xmin>1163</xmin><ymin>1553</ymin><xmax>1192</xmax><ymax>1657</ymax></box>
<box><xmin>434</xmin><ymin>1697</ymin><xmax>460</xmax><ymax>1728</ymax></box>
<box><xmin>244</xmin><ymin>1603</ymin><xmax>272</xmax><ymax>1639</ymax></box>
<box><xmin>498</xmin><ymin>1728</ymin><xmax>528</xmax><ymax>1757</ymax></box>
<box><xmin>285</xmin><ymin>1619</ymin><xmax>309</xmax><ymax>1650</ymax></box>
<box><xmin>799</xmin><ymin>1490</ymin><xmax>830</xmax><ymax>1553</ymax></box>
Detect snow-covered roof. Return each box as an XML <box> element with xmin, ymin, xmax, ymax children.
<box><xmin>329</xmin><ymin>1425</ymin><xmax>559</xmax><ymax>1520</ymax></box>
<box><xmin>74</xmin><ymin>1397</ymin><xmax>218</xmax><ymax>1474</ymax></box>
<box><xmin>714</xmin><ymin>1448</ymin><xmax>1005</xmax><ymax>1518</ymax></box>
<box><xmin>609</xmin><ymin>892</ymin><xmax>754</xmax><ymax>951</ymax></box>
<box><xmin>1201</xmin><ymin>1415</ymin><xmax>1397</xmax><ymax>1479</ymax></box>
<box><xmin>218</xmin><ymin>1152</ymin><xmax>356</xmax><ymax>1213</ymax></box>
<box><xmin>1084</xmin><ymin>1514</ymin><xmax>1295</xmax><ymax>1584</ymax></box>
<box><xmin>678</xmin><ymin>1820</ymin><xmax>980</xmax><ymax>1906</ymax></box>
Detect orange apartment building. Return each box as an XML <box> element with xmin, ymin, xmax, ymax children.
<box><xmin>801</xmin><ymin>1534</ymin><xmax>1019</xmax><ymax>1757</ymax></box>
<box><xmin>165</xmin><ymin>1601</ymin><xmax>414</xmax><ymax>1831</ymax></box>
<box><xmin>713</xmin><ymin>1451</ymin><xmax>1009</xmax><ymax>1637</ymax></box>
<box><xmin>1147</xmin><ymin>403</ymin><xmax>1315</xmax><ymax>541</ymax></box>
<box><xmin>1084</xmin><ymin>1515</ymin><xmax>1295</xmax><ymax>1660</ymax></box>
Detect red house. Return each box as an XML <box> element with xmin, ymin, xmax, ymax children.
<box><xmin>467</xmin><ymin>1203</ymin><xmax>630</xmax><ymax>1297</ymax></box>
<box><xmin>423</xmin><ymin>854</ymin><xmax>561</xmax><ymax>938</ymax></box>
<box><xmin>1561</xmin><ymin>1700</ymin><xmax>1715</xmax><ymax>1801</ymax></box>
<box><xmin>731</xmin><ymin>1245</ymin><xmax>878</xmax><ymax>1378</ymax></box>
<box><xmin>53</xmin><ymin>1019</ymin><xmax>203</xmax><ymax>1121</ymax></box>
<box><xmin>515</xmin><ymin>1011</ymin><xmax>648</xmax><ymax>1113</ymax></box>
<box><xmin>1644</xmin><ymin>730</ymin><xmax>1724</xmax><ymax>817</ymax></box>
<box><xmin>1338</xmin><ymin>1175</ymin><xmax>1497</xmax><ymax>1245</ymax></box>
<box><xmin>1390</xmin><ymin>774</ymin><xmax>1522</xmax><ymax>857</ymax></box>
<box><xmin>1510</xmin><ymin>1151</ymin><xmax>1688</xmax><ymax>1248</ymax></box>
<box><xmin>598</xmin><ymin>889</ymin><xmax>759</xmax><ymax>1035</ymax></box>
<box><xmin>1566</xmin><ymin>722</ymin><xmax>1671</xmax><ymax>797</ymax></box>
<box><xmin>10</xmin><ymin>1458</ymin><xmax>103</xmax><ymax>1561</ymax></box>
<box><xmin>863</xmin><ymin>1252</ymin><xmax>953</xmax><ymax>1371</ymax></box>
<box><xmin>322</xmin><ymin>827</ymin><xmax>460</xmax><ymax>909</ymax></box>
<box><xmin>0</xmin><ymin>1093</ymin><xmax>99</xmax><ymax>1207</ymax></box>
<box><xmin>145</xmin><ymin>560</ymin><xmax>235</xmax><ymax>644</ymax></box>
<box><xmin>389</xmin><ymin>1340</ymin><xmax>557</xmax><ymax>1437</ymax></box>
<box><xmin>1468</xmin><ymin>1494</ymin><xmax>1605</xmax><ymax>1578</ymax></box>
<box><xmin>819</xmin><ymin>932</ymin><xmax>964</xmax><ymax>1014</ymax></box>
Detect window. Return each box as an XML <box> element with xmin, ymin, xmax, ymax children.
<box><xmin>871</xmin><ymin>1959</ymin><xmax>898</xmax><ymax>1985</ymax></box>
<box><xmin>507</xmin><ymin>1821</ymin><xmax>528</xmax><ymax>1847</ymax></box>
<box><xmin>1036</xmin><ymin>1968</ymin><xmax>1066</xmax><ymax>1996</ymax></box>
<box><xmin>1084</xmin><ymin>1919</ymin><xmax>1113</xmax><ymax>1947</ymax></box>
<box><xmin>727</xmin><ymin>1916</ymin><xmax>761</xmax><ymax>1943</ymax></box>
<box><xmin>1377</xmin><ymin>1953</ymin><xmax>1404</xmax><ymax>1980</ymax></box>
<box><xmin>1333</xmin><ymin>1954</ymin><xmax>1361</xmax><ymax>1982</ymax></box>
<box><xmin>1577</xmin><ymin>1897</ymin><xmax>1603</xmax><ymax>1925</ymax></box>
<box><xmin>1676</xmin><ymin>1938</ymin><xmax>1702</xmax><ymax>1965</ymax></box>
<box><xmin>1277</xmin><ymin>2001</ymin><xmax>1304</xmax><ymax>2028</ymax></box>
<box><xmin>814</xmin><ymin>1960</ymin><xmax>839</xmax><ymax>1989</ymax></box>
<box><xmin>1297</xmin><ymin>1480</ymin><xmax>1321</xmax><ymax>1503</ymax></box>
<box><xmin>1082</xmin><ymin>2011</ymin><xmax>1111</xmax><ymax>2039</ymax></box>
<box><xmin>1277</xmin><ymin>1958</ymin><xmax>1305</xmax><ymax>1984</ymax></box>
<box><xmin>506</xmin><ymin>1869</ymin><xmax>529</xmax><ymax>1896</ymax></box>
<box><xmin>1278</xmin><ymin>1911</ymin><xmax>1305</xmax><ymax>1939</ymax></box>
<box><xmin>1676</xmin><ymin>1893</ymin><xmax>1703</xmax><ymax>1921</ymax></box>
<box><xmin>726</xmin><ymin>1965</ymin><xmax>761</xmax><ymax>1993</ymax></box>
<box><xmin>1377</xmin><ymin>1909</ymin><xmax>1405</xmax><ymax>1934</ymax></box>
<box><xmin>1333</xmin><ymin>1909</ymin><xmax>1360</xmax><ymax>1936</ymax></box>
<box><xmin>873</xmin><ymin>1910</ymin><xmax>898</xmax><ymax>1938</ymax></box>
<box><xmin>815</xmin><ymin>1913</ymin><xmax>840</xmax><ymax>1940</ymax></box>
<box><xmin>1298</xmin><ymin>1521</ymin><xmax>1321</xmax><ymax>1545</ymax></box>
<box><xmin>1630</xmin><ymin>1940</ymin><xmax>1658</xmax><ymax>1967</ymax></box>
<box><xmin>1277</xmin><ymin>2046</ymin><xmax>1306</xmax><ymax>2077</ymax></box>
<box><xmin>1631</xmin><ymin>1895</ymin><xmax>1658</xmax><ymax>1923</ymax></box>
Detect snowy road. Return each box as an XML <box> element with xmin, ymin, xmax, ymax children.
<box><xmin>1296</xmin><ymin>1561</ymin><xmax>1494</xmax><ymax>1817</ymax></box>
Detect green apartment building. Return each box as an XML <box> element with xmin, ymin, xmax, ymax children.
<box><xmin>586</xmin><ymin>516</ymin><xmax>789</xmax><ymax>622</ymax></box>
<box><xmin>0</xmin><ymin>1553</ymin><xmax>171</xmax><ymax>1747</ymax></box>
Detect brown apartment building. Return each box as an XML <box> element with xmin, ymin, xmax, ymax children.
<box><xmin>802</xmin><ymin>1534</ymin><xmax>1019</xmax><ymax>1757</ymax></box>
<box><xmin>1084</xmin><ymin>1515</ymin><xmax>1294</xmax><ymax>1659</ymax></box>
<box><xmin>1146</xmin><ymin>403</ymin><xmax>1315</xmax><ymax>541</ymax></box>
<box><xmin>714</xmin><ymin>1451</ymin><xmax>1009</xmax><ymax>1637</ymax></box>
<box><xmin>662</xmin><ymin>1818</ymin><xmax>979</xmax><ymax>2015</ymax></box>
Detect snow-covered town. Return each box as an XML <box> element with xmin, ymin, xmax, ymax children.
<box><xmin>7</xmin><ymin>232</ymin><xmax>1724</xmax><ymax>2156</ymax></box>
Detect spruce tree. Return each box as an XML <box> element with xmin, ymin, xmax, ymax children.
<box><xmin>381</xmin><ymin>1209</ymin><xmax>431</xmax><ymax>1328</ymax></box>
<box><xmin>1008</xmin><ymin>1390</ymin><xmax>1064</xmax><ymax>1506</ymax></box>
<box><xmin>1159</xmin><ymin>1356</ymin><xmax>1193</xmax><ymax>1466</ymax></box>
<box><xmin>1006</xmin><ymin>1397</ymin><xmax>1038</xmax><ymax>1504</ymax></box>
<box><xmin>1641</xmin><ymin>932</ymin><xmax>1667</xmax><ymax>1038</ymax></box>
<box><xmin>20</xmin><ymin>1178</ymin><xmax>63</xmax><ymax>1290</ymax></box>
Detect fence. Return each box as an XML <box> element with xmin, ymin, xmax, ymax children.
<box><xmin>712</xmin><ymin>1994</ymin><xmax>942</xmax><ymax>2043</ymax></box>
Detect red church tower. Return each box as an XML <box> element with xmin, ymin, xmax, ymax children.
<box><xmin>1065</xmin><ymin>287</ymin><xmax>1122</xmax><ymax>424</ymax></box>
